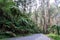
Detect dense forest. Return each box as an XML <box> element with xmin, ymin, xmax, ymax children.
<box><xmin>0</xmin><ymin>0</ymin><xmax>60</xmax><ymax>40</ymax></box>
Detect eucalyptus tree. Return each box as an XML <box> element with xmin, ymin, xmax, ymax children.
<box><xmin>39</xmin><ymin>0</ymin><xmax>50</xmax><ymax>33</ymax></box>
<box><xmin>14</xmin><ymin>0</ymin><xmax>26</xmax><ymax>13</ymax></box>
<box><xmin>14</xmin><ymin>0</ymin><xmax>33</xmax><ymax>13</ymax></box>
<box><xmin>46</xmin><ymin>0</ymin><xmax>60</xmax><ymax>34</ymax></box>
<box><xmin>55</xmin><ymin>0</ymin><xmax>60</xmax><ymax>35</ymax></box>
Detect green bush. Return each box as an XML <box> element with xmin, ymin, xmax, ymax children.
<box><xmin>0</xmin><ymin>0</ymin><xmax>40</xmax><ymax>39</ymax></box>
<box><xmin>48</xmin><ymin>33</ymin><xmax>60</xmax><ymax>40</ymax></box>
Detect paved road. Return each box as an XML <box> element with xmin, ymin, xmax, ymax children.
<box><xmin>6</xmin><ymin>34</ymin><xmax>51</xmax><ymax>40</ymax></box>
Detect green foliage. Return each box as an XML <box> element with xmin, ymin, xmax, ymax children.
<box><xmin>48</xmin><ymin>33</ymin><xmax>60</xmax><ymax>40</ymax></box>
<box><xmin>48</xmin><ymin>25</ymin><xmax>60</xmax><ymax>35</ymax></box>
<box><xmin>0</xmin><ymin>0</ymin><xmax>40</xmax><ymax>39</ymax></box>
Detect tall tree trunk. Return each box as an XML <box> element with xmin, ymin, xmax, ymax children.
<box><xmin>55</xmin><ymin>0</ymin><xmax>60</xmax><ymax>35</ymax></box>
<box><xmin>41</xmin><ymin>0</ymin><xmax>46</xmax><ymax>33</ymax></box>
<box><xmin>41</xmin><ymin>0</ymin><xmax>50</xmax><ymax>33</ymax></box>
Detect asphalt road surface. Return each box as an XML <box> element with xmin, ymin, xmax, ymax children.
<box><xmin>6</xmin><ymin>34</ymin><xmax>52</xmax><ymax>40</ymax></box>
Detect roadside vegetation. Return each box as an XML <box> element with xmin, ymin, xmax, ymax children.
<box><xmin>47</xmin><ymin>33</ymin><xmax>60</xmax><ymax>40</ymax></box>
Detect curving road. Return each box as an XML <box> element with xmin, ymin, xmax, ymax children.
<box><xmin>6</xmin><ymin>34</ymin><xmax>52</xmax><ymax>40</ymax></box>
